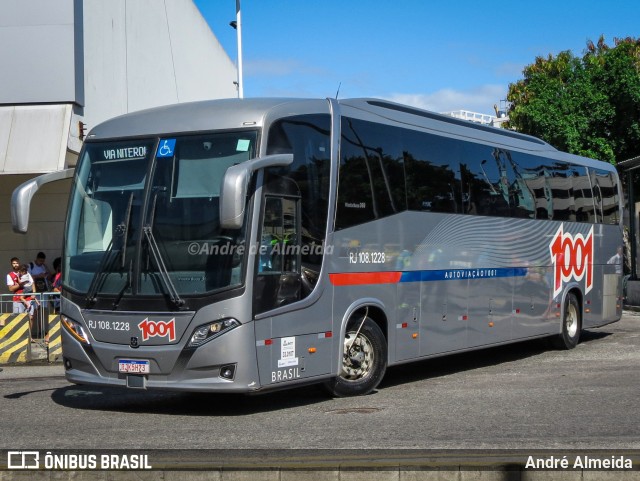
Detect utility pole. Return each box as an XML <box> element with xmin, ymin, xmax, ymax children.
<box><xmin>231</xmin><ymin>0</ymin><xmax>244</xmax><ymax>98</ymax></box>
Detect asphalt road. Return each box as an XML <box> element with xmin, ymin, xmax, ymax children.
<box><xmin>1</xmin><ymin>311</ymin><xmax>639</xmax><ymax>451</ymax></box>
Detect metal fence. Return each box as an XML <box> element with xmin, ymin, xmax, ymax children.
<box><xmin>1</xmin><ymin>292</ymin><xmax>60</xmax><ymax>340</ymax></box>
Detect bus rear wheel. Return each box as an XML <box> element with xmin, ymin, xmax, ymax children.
<box><xmin>551</xmin><ymin>292</ymin><xmax>581</xmax><ymax>350</ymax></box>
<box><xmin>324</xmin><ymin>317</ymin><xmax>387</xmax><ymax>397</ymax></box>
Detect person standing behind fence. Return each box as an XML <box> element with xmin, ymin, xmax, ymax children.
<box><xmin>28</xmin><ymin>252</ymin><xmax>50</xmax><ymax>293</ymax></box>
<box><xmin>6</xmin><ymin>257</ymin><xmax>25</xmax><ymax>315</ymax></box>
<box><xmin>51</xmin><ymin>257</ymin><xmax>62</xmax><ymax>313</ymax></box>
<box><xmin>18</xmin><ymin>264</ymin><xmax>39</xmax><ymax>318</ymax></box>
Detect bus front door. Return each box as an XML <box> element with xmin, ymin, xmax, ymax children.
<box><xmin>253</xmin><ymin>195</ymin><xmax>333</xmax><ymax>389</ymax></box>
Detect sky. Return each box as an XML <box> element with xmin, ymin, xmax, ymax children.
<box><xmin>194</xmin><ymin>0</ymin><xmax>640</xmax><ymax>116</ymax></box>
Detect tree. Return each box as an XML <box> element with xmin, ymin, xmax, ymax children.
<box><xmin>507</xmin><ymin>36</ymin><xmax>640</xmax><ymax>165</ymax></box>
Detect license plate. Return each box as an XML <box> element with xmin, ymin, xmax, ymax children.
<box><xmin>118</xmin><ymin>359</ymin><xmax>150</xmax><ymax>374</ymax></box>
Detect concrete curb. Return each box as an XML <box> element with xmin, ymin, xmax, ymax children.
<box><xmin>1</xmin><ymin>450</ymin><xmax>637</xmax><ymax>476</ymax></box>
<box><xmin>0</xmin><ymin>466</ymin><xmax>638</xmax><ymax>480</ymax></box>
<box><xmin>0</xmin><ymin>363</ymin><xmax>64</xmax><ymax>379</ymax></box>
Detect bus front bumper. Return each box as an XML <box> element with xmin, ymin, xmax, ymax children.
<box><xmin>61</xmin><ymin>322</ymin><xmax>263</xmax><ymax>393</ymax></box>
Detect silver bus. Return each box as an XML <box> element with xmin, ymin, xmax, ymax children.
<box><xmin>12</xmin><ymin>98</ymin><xmax>623</xmax><ymax>396</ymax></box>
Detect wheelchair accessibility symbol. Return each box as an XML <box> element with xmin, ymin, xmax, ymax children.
<box><xmin>156</xmin><ymin>139</ymin><xmax>176</xmax><ymax>158</ymax></box>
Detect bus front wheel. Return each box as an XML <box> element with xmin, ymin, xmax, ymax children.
<box><xmin>551</xmin><ymin>292</ymin><xmax>581</xmax><ymax>350</ymax></box>
<box><xmin>324</xmin><ymin>316</ymin><xmax>387</xmax><ymax>397</ymax></box>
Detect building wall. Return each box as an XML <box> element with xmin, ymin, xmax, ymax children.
<box><xmin>0</xmin><ymin>0</ymin><xmax>82</xmax><ymax>104</ymax></box>
<box><xmin>0</xmin><ymin>105</ymin><xmax>72</xmax><ymax>174</ymax></box>
<box><xmin>77</xmin><ymin>0</ymin><xmax>237</xmax><ymax>139</ymax></box>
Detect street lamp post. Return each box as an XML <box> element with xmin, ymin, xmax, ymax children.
<box><xmin>230</xmin><ymin>0</ymin><xmax>244</xmax><ymax>99</ymax></box>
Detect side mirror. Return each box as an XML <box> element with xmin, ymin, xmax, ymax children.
<box><xmin>11</xmin><ymin>168</ymin><xmax>75</xmax><ymax>233</ymax></box>
<box><xmin>219</xmin><ymin>154</ymin><xmax>293</xmax><ymax>229</ymax></box>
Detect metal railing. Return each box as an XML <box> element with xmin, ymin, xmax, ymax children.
<box><xmin>443</xmin><ymin>110</ymin><xmax>495</xmax><ymax>125</ymax></box>
<box><xmin>1</xmin><ymin>292</ymin><xmax>61</xmax><ymax>341</ymax></box>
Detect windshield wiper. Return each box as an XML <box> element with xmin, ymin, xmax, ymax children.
<box><xmin>120</xmin><ymin>191</ymin><xmax>134</xmax><ymax>268</ymax></box>
<box><xmin>112</xmin><ymin>258</ymin><xmax>133</xmax><ymax>310</ymax></box>
<box><xmin>85</xmin><ymin>192</ymin><xmax>134</xmax><ymax>308</ymax></box>
<box><xmin>143</xmin><ymin>225</ymin><xmax>186</xmax><ymax>309</ymax></box>
<box><xmin>142</xmin><ymin>187</ymin><xmax>185</xmax><ymax>308</ymax></box>
<box><xmin>85</xmin><ymin>238</ymin><xmax>115</xmax><ymax>307</ymax></box>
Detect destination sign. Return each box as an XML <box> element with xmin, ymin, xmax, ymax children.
<box><xmin>102</xmin><ymin>146</ymin><xmax>148</xmax><ymax>161</ymax></box>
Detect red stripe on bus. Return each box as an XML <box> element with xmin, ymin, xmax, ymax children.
<box><xmin>329</xmin><ymin>272</ymin><xmax>402</xmax><ymax>286</ymax></box>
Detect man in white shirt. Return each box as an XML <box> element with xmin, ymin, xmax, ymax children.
<box><xmin>28</xmin><ymin>252</ymin><xmax>50</xmax><ymax>292</ymax></box>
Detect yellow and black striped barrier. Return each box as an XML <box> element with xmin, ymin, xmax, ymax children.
<box><xmin>0</xmin><ymin>313</ymin><xmax>31</xmax><ymax>364</ymax></box>
<box><xmin>0</xmin><ymin>313</ymin><xmax>64</xmax><ymax>364</ymax></box>
<box><xmin>47</xmin><ymin>314</ymin><xmax>62</xmax><ymax>363</ymax></box>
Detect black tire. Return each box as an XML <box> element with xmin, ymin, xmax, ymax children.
<box><xmin>324</xmin><ymin>316</ymin><xmax>387</xmax><ymax>397</ymax></box>
<box><xmin>551</xmin><ymin>292</ymin><xmax>581</xmax><ymax>350</ymax></box>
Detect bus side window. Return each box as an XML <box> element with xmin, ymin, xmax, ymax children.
<box><xmin>336</xmin><ymin>117</ymin><xmax>405</xmax><ymax>229</ymax></box>
<box><xmin>335</xmin><ymin>149</ymin><xmax>376</xmax><ymax>229</ymax></box>
<box><xmin>266</xmin><ymin>114</ymin><xmax>331</xmax><ymax>293</ymax></box>
<box><xmin>516</xmin><ymin>154</ymin><xmax>551</xmax><ymax>220</ymax></box>
<box><xmin>545</xmin><ymin>162</ymin><xmax>576</xmax><ymax>221</ymax></box>
<box><xmin>403</xmin><ymin>129</ymin><xmax>460</xmax><ymax>214</ymax></box>
<box><xmin>254</xmin><ymin>196</ymin><xmax>302</xmax><ymax>315</ymax></box>
<box><xmin>592</xmin><ymin>169</ymin><xmax>619</xmax><ymax>224</ymax></box>
<box><xmin>574</xmin><ymin>166</ymin><xmax>595</xmax><ymax>222</ymax></box>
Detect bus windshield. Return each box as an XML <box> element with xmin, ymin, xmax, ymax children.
<box><xmin>64</xmin><ymin>132</ymin><xmax>258</xmax><ymax>301</ymax></box>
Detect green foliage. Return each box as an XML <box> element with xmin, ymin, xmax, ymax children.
<box><xmin>507</xmin><ymin>36</ymin><xmax>640</xmax><ymax>164</ymax></box>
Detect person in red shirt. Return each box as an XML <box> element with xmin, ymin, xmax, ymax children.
<box><xmin>6</xmin><ymin>257</ymin><xmax>25</xmax><ymax>314</ymax></box>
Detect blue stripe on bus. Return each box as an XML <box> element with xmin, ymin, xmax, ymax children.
<box><xmin>399</xmin><ymin>267</ymin><xmax>528</xmax><ymax>283</ymax></box>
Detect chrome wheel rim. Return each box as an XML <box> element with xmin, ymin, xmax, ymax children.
<box><xmin>566</xmin><ymin>302</ymin><xmax>578</xmax><ymax>338</ymax></box>
<box><xmin>341</xmin><ymin>331</ymin><xmax>374</xmax><ymax>381</ymax></box>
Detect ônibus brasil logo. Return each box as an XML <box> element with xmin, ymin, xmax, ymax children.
<box><xmin>138</xmin><ymin>318</ymin><xmax>176</xmax><ymax>342</ymax></box>
<box><xmin>549</xmin><ymin>224</ymin><xmax>593</xmax><ymax>299</ymax></box>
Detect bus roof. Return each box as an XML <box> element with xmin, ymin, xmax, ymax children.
<box><xmin>85</xmin><ymin>97</ymin><xmax>614</xmax><ymax>172</ymax></box>
<box><xmin>87</xmin><ymin>98</ymin><xmax>328</xmax><ymax>140</ymax></box>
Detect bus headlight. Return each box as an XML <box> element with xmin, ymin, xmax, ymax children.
<box><xmin>187</xmin><ymin>318</ymin><xmax>240</xmax><ymax>348</ymax></box>
<box><xmin>61</xmin><ymin>315</ymin><xmax>90</xmax><ymax>345</ymax></box>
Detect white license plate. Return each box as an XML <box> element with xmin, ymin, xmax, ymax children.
<box><xmin>118</xmin><ymin>359</ymin><xmax>150</xmax><ymax>374</ymax></box>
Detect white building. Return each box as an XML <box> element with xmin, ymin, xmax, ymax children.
<box><xmin>1</xmin><ymin>0</ymin><xmax>237</xmax><ymax>268</ymax></box>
